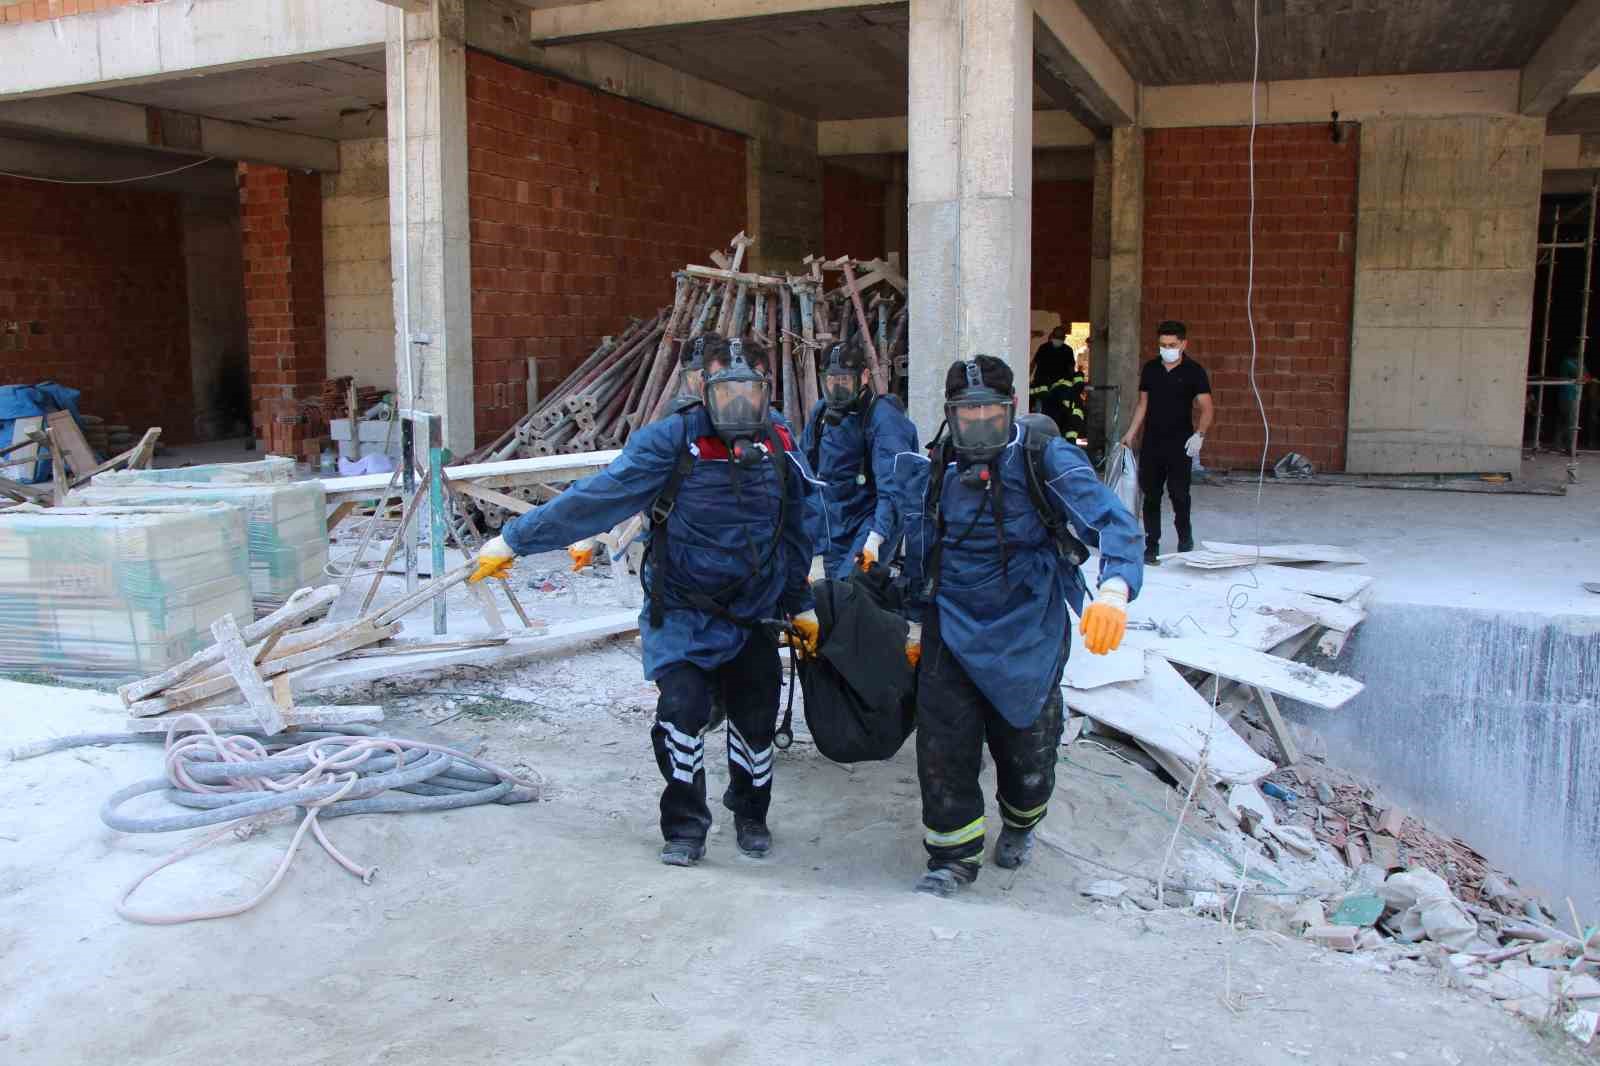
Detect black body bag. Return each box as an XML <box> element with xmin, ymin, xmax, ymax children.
<box><xmin>787</xmin><ymin>576</ymin><xmax>916</xmax><ymax>763</ymax></box>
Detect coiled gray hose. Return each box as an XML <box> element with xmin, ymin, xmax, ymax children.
<box><xmin>16</xmin><ymin>717</ymin><xmax>537</xmax><ymax>924</ymax></box>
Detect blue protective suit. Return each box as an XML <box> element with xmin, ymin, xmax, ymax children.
<box><xmin>799</xmin><ymin>395</ymin><xmax>919</xmax><ymax>579</ymax></box>
<box><xmin>891</xmin><ymin>424</ymin><xmax>1144</xmax><ymax>727</ymax></box>
<box><xmin>501</xmin><ymin>405</ymin><xmax>816</xmax><ymax>680</ymax></box>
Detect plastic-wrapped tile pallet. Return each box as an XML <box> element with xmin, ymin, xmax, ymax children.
<box><xmin>0</xmin><ymin>504</ymin><xmax>253</xmax><ymax>679</ymax></box>
<box><xmin>69</xmin><ymin>477</ymin><xmax>329</xmax><ymax>615</ymax></box>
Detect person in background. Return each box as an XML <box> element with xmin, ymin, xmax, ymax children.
<box><xmin>1556</xmin><ymin>343</ymin><xmax>1593</xmax><ymax>453</ymax></box>
<box><xmin>470</xmin><ymin>341</ymin><xmax>817</xmax><ymax>868</ymax></box>
<box><xmin>800</xmin><ymin>339</ymin><xmax>918</xmax><ymax>579</ymax></box>
<box><xmin>1030</xmin><ymin>326</ymin><xmax>1088</xmax><ymax>447</ymax></box>
<box><xmin>1120</xmin><ymin>320</ymin><xmax>1213</xmax><ymax>564</ymax></box>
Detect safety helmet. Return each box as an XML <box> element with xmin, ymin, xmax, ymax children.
<box><xmin>944</xmin><ymin>356</ymin><xmax>1014</xmax><ymax>468</ymax></box>
<box><xmin>704</xmin><ymin>341</ymin><xmax>771</xmax><ymax>445</ymax></box>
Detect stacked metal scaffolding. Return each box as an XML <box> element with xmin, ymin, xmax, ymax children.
<box><xmin>1527</xmin><ymin>176</ymin><xmax>1597</xmax><ymax>482</ymax></box>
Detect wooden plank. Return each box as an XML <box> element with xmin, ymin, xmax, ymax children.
<box><xmin>1138</xmin><ymin>568</ymin><xmax>1366</xmax><ymax>634</ymax></box>
<box><xmin>1138</xmin><ymin>743</ymin><xmax>1241</xmax><ymax>833</ymax></box>
<box><xmin>1062</xmin><ymin>652</ymin><xmax>1273</xmax><ymax>785</ymax></box>
<box><xmin>128</xmin><ymin>621</ymin><xmax>400</xmax><ymax>716</ymax></box>
<box><xmin>211</xmin><ymin>614</ymin><xmax>286</xmax><ymax>735</ymax></box>
<box><xmin>0</xmin><ymin>472</ymin><xmax>47</xmax><ymax>501</ymax></box>
<box><xmin>1062</xmin><ymin>639</ymin><xmax>1146</xmax><ymax>690</ymax></box>
<box><xmin>119</xmin><ymin>585</ymin><xmax>341</xmax><ymax>704</ymax></box>
<box><xmin>1122</xmin><ymin>635</ymin><xmax>1363</xmax><ymax>710</ymax></box>
<box><xmin>1</xmin><ymin>415</ymin><xmax>43</xmax><ymax>481</ymax></box>
<box><xmin>318</xmin><ymin>450</ymin><xmax>618</xmax><ymax>504</ymax></box>
<box><xmin>1252</xmin><ymin>686</ymin><xmax>1301</xmax><ymax>766</ymax></box>
<box><xmin>69</xmin><ymin>427</ymin><xmax>160</xmax><ymax>488</ymax></box>
<box><xmin>1199</xmin><ymin>541</ymin><xmax>1370</xmax><ymax>566</ymax></box>
<box><xmin>1251</xmin><ymin>564</ymin><xmax>1373</xmax><ymax>604</ymax></box>
<box><xmin>326</xmin><ymin>500</ymin><xmax>357</xmax><ymax>532</ymax></box>
<box><xmin>45</xmin><ymin>410</ymin><xmax>97</xmax><ymax>477</ymax></box>
<box><xmin>126</xmin><ymin>705</ymin><xmax>383</xmax><ymax>734</ymax></box>
<box><xmin>453</xmin><ymin>480</ymin><xmax>535</xmax><ymax>515</ymax></box>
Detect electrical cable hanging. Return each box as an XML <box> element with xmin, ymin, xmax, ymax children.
<box><xmin>0</xmin><ymin>155</ymin><xmax>218</xmax><ymax>185</ymax></box>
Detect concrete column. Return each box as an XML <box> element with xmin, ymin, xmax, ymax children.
<box><xmin>182</xmin><ymin>195</ymin><xmax>249</xmax><ymax>442</ymax></box>
<box><xmin>1088</xmin><ymin>138</ymin><xmax>1112</xmax><ymax>410</ymax></box>
<box><xmin>745</xmin><ymin>112</ymin><xmax>823</xmax><ymax>275</ymax></box>
<box><xmin>387</xmin><ymin>0</ymin><xmax>474</xmax><ymax>453</ymax></box>
<box><xmin>882</xmin><ymin>156</ymin><xmax>908</xmax><ymax>264</ymax></box>
<box><xmin>906</xmin><ymin>0</ymin><xmax>1034</xmax><ymax>437</ymax></box>
<box><xmin>1105</xmin><ymin>125</ymin><xmax>1144</xmax><ymax>441</ymax></box>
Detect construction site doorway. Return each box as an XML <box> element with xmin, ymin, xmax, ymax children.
<box><xmin>1526</xmin><ymin>182</ymin><xmax>1598</xmax><ymax>475</ymax></box>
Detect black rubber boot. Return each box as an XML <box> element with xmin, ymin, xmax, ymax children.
<box><xmin>1177</xmin><ymin>538</ymin><xmax>1194</xmax><ymax>553</ymax></box>
<box><xmin>733</xmin><ymin>816</ymin><xmax>772</xmax><ymax>858</ymax></box>
<box><xmin>660</xmin><ymin>839</ymin><xmax>705</xmax><ymax>867</ymax></box>
<box><xmin>1144</xmin><ymin>548</ymin><xmax>1161</xmax><ymax>566</ymax></box>
<box><xmin>993</xmin><ymin>827</ymin><xmax>1035</xmax><ymax>870</ymax></box>
<box><xmin>914</xmin><ymin>861</ymin><xmax>978</xmax><ymax>898</ymax></box>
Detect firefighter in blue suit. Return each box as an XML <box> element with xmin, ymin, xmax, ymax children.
<box><xmin>471</xmin><ymin>340</ymin><xmax>818</xmax><ymax>867</ymax></box>
<box><xmin>799</xmin><ymin>340</ymin><xmax>919</xmax><ymax>578</ymax></box>
<box><xmin>896</xmin><ymin>355</ymin><xmax>1145</xmax><ymax>896</ymax></box>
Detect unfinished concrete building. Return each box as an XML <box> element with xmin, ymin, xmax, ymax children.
<box><xmin>0</xmin><ymin>0</ymin><xmax>1594</xmax><ymax>469</ymax></box>
<box><xmin>1</xmin><ymin>0</ymin><xmax>1597</xmax><ymax>909</ymax></box>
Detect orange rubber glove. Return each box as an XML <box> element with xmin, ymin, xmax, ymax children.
<box><xmin>858</xmin><ymin>530</ymin><xmax>885</xmax><ymax>571</ymax></box>
<box><xmin>789</xmin><ymin>610</ymin><xmax>820</xmax><ymax>656</ymax></box>
<box><xmin>1078</xmin><ymin>578</ymin><xmax>1129</xmax><ymax>655</ymax></box>
<box><xmin>567</xmin><ymin>540</ymin><xmax>596</xmax><ymax>572</ymax></box>
<box><xmin>469</xmin><ymin>534</ymin><xmax>515</xmax><ymax>584</ymax></box>
<box><xmin>905</xmin><ymin>621</ymin><xmax>922</xmax><ymax>667</ymax></box>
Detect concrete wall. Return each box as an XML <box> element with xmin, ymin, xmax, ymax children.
<box><xmin>181</xmin><ymin>195</ymin><xmax>248</xmax><ymax>441</ymax></box>
<box><xmin>1347</xmin><ymin>116</ymin><xmax>1543</xmax><ymax>474</ymax></box>
<box><xmin>0</xmin><ymin>174</ymin><xmax>192</xmax><ymax>441</ymax></box>
<box><xmin>1289</xmin><ymin>603</ymin><xmax>1600</xmax><ymax>913</ymax></box>
<box><xmin>1142</xmin><ymin>124</ymin><xmax>1360</xmax><ymax>472</ymax></box>
<box><xmin>322</xmin><ymin>137</ymin><xmax>395</xmax><ymax>392</ymax></box>
<box><xmin>747</xmin><ymin>129</ymin><xmax>822</xmax><ymax>274</ymax></box>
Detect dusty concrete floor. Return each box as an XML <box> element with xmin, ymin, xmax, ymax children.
<box><xmin>1186</xmin><ymin>453</ymin><xmax>1600</xmax><ymax>616</ymax></box>
<box><xmin>0</xmin><ymin>620</ymin><xmax>1583</xmax><ymax>1066</ymax></box>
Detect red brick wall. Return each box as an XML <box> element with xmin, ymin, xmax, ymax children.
<box><xmin>466</xmin><ymin>50</ymin><xmax>748</xmax><ymax>445</ymax></box>
<box><xmin>0</xmin><ymin>175</ymin><xmax>192</xmax><ymax>441</ymax></box>
<box><xmin>1</xmin><ymin>1</ymin><xmax>150</xmax><ymax>25</ymax></box>
<box><xmin>1033</xmin><ymin>180</ymin><xmax>1093</xmax><ymax>326</ymax></box>
<box><xmin>1142</xmin><ymin>124</ymin><xmax>1358</xmax><ymax>472</ymax></box>
<box><xmin>240</xmin><ymin>164</ymin><xmax>326</xmax><ymax>457</ymax></box>
<box><xmin>822</xmin><ymin>163</ymin><xmax>886</xmax><ymax>260</ymax></box>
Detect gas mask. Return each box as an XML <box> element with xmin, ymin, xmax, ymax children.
<box><xmin>705</xmin><ymin>342</ymin><xmax>772</xmax><ymax>467</ymax></box>
<box><xmin>1159</xmin><ymin>346</ymin><xmax>1182</xmax><ymax>365</ymax></box>
<box><xmin>820</xmin><ymin>341</ymin><xmax>868</xmax><ymax>425</ymax></box>
<box><xmin>944</xmin><ymin>360</ymin><xmax>1014</xmax><ymax>489</ymax></box>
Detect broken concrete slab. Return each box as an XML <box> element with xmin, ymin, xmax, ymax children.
<box><xmin>1307</xmin><ymin>924</ymin><xmax>1362</xmax><ymax>951</ymax></box>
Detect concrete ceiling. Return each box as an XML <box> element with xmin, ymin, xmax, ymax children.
<box><xmin>93</xmin><ymin>53</ymin><xmax>388</xmax><ymax>141</ymax></box>
<box><xmin>0</xmin><ymin>128</ymin><xmax>241</xmax><ymax>198</ymax></box>
<box><xmin>615</xmin><ymin>6</ymin><xmax>909</xmax><ymax>120</ymax></box>
<box><xmin>1075</xmin><ymin>0</ymin><xmax>1573</xmax><ymax>86</ymax></box>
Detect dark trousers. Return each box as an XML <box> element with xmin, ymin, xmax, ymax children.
<box><xmin>916</xmin><ymin>617</ymin><xmax>1067</xmax><ymax>871</ymax></box>
<box><xmin>1139</xmin><ymin>441</ymin><xmax>1193</xmax><ymax>550</ymax></box>
<box><xmin>650</xmin><ymin>628</ymin><xmax>781</xmax><ymax>845</ymax></box>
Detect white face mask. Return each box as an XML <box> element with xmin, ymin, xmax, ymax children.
<box><xmin>1159</xmin><ymin>346</ymin><xmax>1182</xmax><ymax>365</ymax></box>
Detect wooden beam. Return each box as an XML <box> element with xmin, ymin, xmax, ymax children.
<box><xmin>522</xmin><ymin>0</ymin><xmax>899</xmax><ymax>44</ymax></box>
<box><xmin>372</xmin><ymin>0</ymin><xmax>430</xmax><ymax>10</ymax></box>
<box><xmin>1521</xmin><ymin>0</ymin><xmax>1600</xmax><ymax>116</ymax></box>
<box><xmin>1033</xmin><ymin>0</ymin><xmax>1137</xmax><ymax>130</ymax></box>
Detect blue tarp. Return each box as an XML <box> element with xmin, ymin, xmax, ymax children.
<box><xmin>0</xmin><ymin>382</ymin><xmax>86</xmax><ymax>483</ymax></box>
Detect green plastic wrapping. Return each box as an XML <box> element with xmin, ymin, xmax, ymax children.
<box><xmin>68</xmin><ymin>481</ymin><xmax>328</xmax><ymax>613</ymax></box>
<box><xmin>0</xmin><ymin>504</ymin><xmax>253</xmax><ymax>679</ymax></box>
<box><xmin>93</xmin><ymin>455</ymin><xmax>295</xmax><ymax>487</ymax></box>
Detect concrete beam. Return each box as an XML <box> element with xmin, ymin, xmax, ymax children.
<box><xmin>373</xmin><ymin>0</ymin><xmax>432</xmax><ymax>10</ymax></box>
<box><xmin>1032</xmin><ymin>0</ymin><xmax>1136</xmax><ymax>131</ymax></box>
<box><xmin>1520</xmin><ymin>0</ymin><xmax>1600</xmax><ymax>116</ymax></box>
<box><xmin>1546</xmin><ymin>133</ymin><xmax>1600</xmax><ymax>170</ymax></box>
<box><xmin>522</xmin><ymin>0</ymin><xmax>899</xmax><ymax>44</ymax></box>
<box><xmin>0</xmin><ymin>0</ymin><xmax>385</xmax><ymax>102</ymax></box>
<box><xmin>0</xmin><ymin>95</ymin><xmax>340</xmax><ymax>171</ymax></box>
<box><xmin>0</xmin><ymin>135</ymin><xmax>239</xmax><ymax>198</ymax></box>
<box><xmin>819</xmin><ymin>110</ymin><xmax>1092</xmax><ymax>155</ymax></box>
<box><xmin>1141</xmin><ymin>71</ymin><xmax>1520</xmax><ymax>128</ymax></box>
<box><xmin>468</xmin><ymin>0</ymin><xmax>815</xmax><ymax>149</ymax></box>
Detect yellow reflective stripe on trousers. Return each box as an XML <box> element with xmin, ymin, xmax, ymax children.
<box><xmin>999</xmin><ymin>796</ymin><xmax>1047</xmax><ymax>826</ymax></box>
<box><xmin>924</xmin><ymin>816</ymin><xmax>985</xmax><ymax>848</ymax></box>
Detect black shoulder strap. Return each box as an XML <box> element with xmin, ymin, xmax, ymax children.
<box><xmin>805</xmin><ymin>402</ymin><xmax>826</xmax><ymax>475</ymax></box>
<box><xmin>647</xmin><ymin>425</ymin><xmax>697</xmax><ymax>628</ymax></box>
<box><xmin>1020</xmin><ymin>440</ymin><xmax>1090</xmax><ymax>568</ymax></box>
